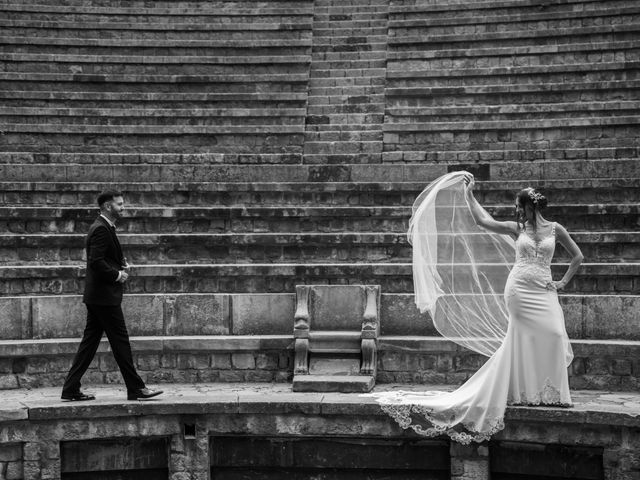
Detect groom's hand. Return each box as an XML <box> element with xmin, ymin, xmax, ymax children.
<box><xmin>118</xmin><ymin>270</ymin><xmax>129</xmax><ymax>283</ymax></box>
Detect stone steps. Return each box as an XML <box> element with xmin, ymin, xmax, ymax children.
<box><xmin>387</xmin><ymin>39</ymin><xmax>640</xmax><ymax>62</ymax></box>
<box><xmin>386</xmin><ymin>79</ymin><xmax>640</xmax><ymax>98</ymax></box>
<box><xmin>388</xmin><ymin>0</ymin><xmax>633</xmax><ymax>15</ymax></box>
<box><xmin>390</xmin><ymin>12</ymin><xmax>640</xmax><ymax>37</ymax></box>
<box><xmin>1</xmin><ymin>231</ymin><xmax>637</xmax><ymax>265</ymax></box>
<box><xmin>0</xmin><ymin>203</ymin><xmax>637</xmax><ymax>234</ymax></box>
<box><xmin>386</xmin><ymin>62</ymin><xmax>640</xmax><ymax>85</ymax></box>
<box><xmin>1</xmin><ymin>178</ymin><xmax>638</xmax><ymax>205</ymax></box>
<box><xmin>1</xmin><ymin>262</ymin><xmax>637</xmax><ymax>296</ymax></box>
<box><xmin>0</xmin><ymin>108</ymin><xmax>307</xmax><ymax>128</ymax></box>
<box><xmin>0</xmin><ymin>35</ymin><xmax>313</xmax><ymax>50</ymax></box>
<box><xmin>389</xmin><ymin>2</ymin><xmax>639</xmax><ymax>23</ymax></box>
<box><xmin>0</xmin><ymin>160</ymin><xmax>637</xmax><ymax>182</ymax></box>
<box><xmin>0</xmin><ymin>1</ymin><xmax>313</xmax><ymax>15</ymax></box>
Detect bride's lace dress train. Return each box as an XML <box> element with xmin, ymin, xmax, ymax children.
<box><xmin>370</xmin><ymin>223</ymin><xmax>573</xmax><ymax>444</ymax></box>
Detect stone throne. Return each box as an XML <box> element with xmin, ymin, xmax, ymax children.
<box><xmin>292</xmin><ymin>285</ymin><xmax>380</xmax><ymax>393</ymax></box>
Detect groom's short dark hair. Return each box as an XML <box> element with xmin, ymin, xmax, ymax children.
<box><xmin>97</xmin><ymin>190</ymin><xmax>123</xmax><ymax>208</ymax></box>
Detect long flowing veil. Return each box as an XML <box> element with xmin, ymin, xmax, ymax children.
<box><xmin>408</xmin><ymin>171</ymin><xmax>516</xmax><ymax>357</ymax></box>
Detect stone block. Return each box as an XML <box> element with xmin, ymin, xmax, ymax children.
<box><xmin>231</xmin><ymin>294</ymin><xmax>295</xmax><ymax>335</ymax></box>
<box><xmin>560</xmin><ymin>295</ymin><xmax>584</xmax><ymax>339</ymax></box>
<box><xmin>584</xmin><ymin>296</ymin><xmax>640</xmax><ymax>340</ymax></box>
<box><xmin>31</xmin><ymin>296</ymin><xmax>85</xmax><ymax>339</ymax></box>
<box><xmin>167</xmin><ymin>295</ymin><xmax>230</xmax><ymax>335</ymax></box>
<box><xmin>380</xmin><ymin>293</ymin><xmax>435</xmax><ymax>336</ymax></box>
<box><xmin>0</xmin><ymin>298</ymin><xmax>29</xmax><ymax>340</ymax></box>
<box><xmin>231</xmin><ymin>353</ymin><xmax>255</xmax><ymax>370</ymax></box>
<box><xmin>0</xmin><ymin>444</ymin><xmax>22</xmax><ymax>462</ymax></box>
<box><xmin>122</xmin><ymin>295</ymin><xmax>164</xmax><ymax>336</ymax></box>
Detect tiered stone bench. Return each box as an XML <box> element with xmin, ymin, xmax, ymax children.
<box><xmin>0</xmin><ymin>0</ymin><xmax>314</xmax><ymax>154</ymax></box>
<box><xmin>0</xmin><ymin>0</ymin><xmax>639</xmax><ymax>476</ymax></box>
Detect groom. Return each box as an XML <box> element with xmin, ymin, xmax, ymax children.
<box><xmin>61</xmin><ymin>190</ymin><xmax>162</xmax><ymax>401</ymax></box>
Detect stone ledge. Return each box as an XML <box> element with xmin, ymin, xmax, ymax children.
<box><xmin>1</xmin><ymin>177</ymin><xmax>638</xmax><ymax>193</ymax></box>
<box><xmin>0</xmin><ymin>71</ymin><xmax>310</xmax><ymax>83</ymax></box>
<box><xmin>0</xmin><ymin>35</ymin><xmax>312</xmax><ymax>48</ymax></box>
<box><xmin>1</xmin><ymin>124</ymin><xmax>305</xmax><ymax>134</ymax></box>
<box><xmin>0</xmin><ymin>203</ymin><xmax>636</xmax><ymax>218</ymax></box>
<box><xmin>0</xmin><ymin>19</ymin><xmax>313</xmax><ymax>31</ymax></box>
<box><xmin>388</xmin><ymin>0</ymin><xmax>620</xmax><ymax>15</ymax></box>
<box><xmin>388</xmin><ymin>5</ymin><xmax>640</xmax><ymax>26</ymax></box>
<box><xmin>388</xmin><ymin>40</ymin><xmax>640</xmax><ymax>61</ymax></box>
<box><xmin>0</xmin><ymin>91</ymin><xmax>309</xmax><ymax>102</ymax></box>
<box><xmin>0</xmin><ymin>382</ymin><xmax>638</xmax><ymax>428</ymax></box>
<box><xmin>0</xmin><ymin>4</ymin><xmax>314</xmax><ymax>16</ymax></box>
<box><xmin>389</xmin><ymin>23</ymin><xmax>640</xmax><ymax>44</ymax></box>
<box><xmin>386</xmin><ymin>101</ymin><xmax>640</xmax><ymax>116</ymax></box>
<box><xmin>385</xmin><ymin>79</ymin><xmax>640</xmax><ymax>96</ymax></box>
<box><xmin>383</xmin><ymin>116</ymin><xmax>640</xmax><ymax>132</ymax></box>
<box><xmin>386</xmin><ymin>61</ymin><xmax>640</xmax><ymax>79</ymax></box>
<box><xmin>0</xmin><ymin>107</ymin><xmax>308</xmax><ymax>117</ymax></box>
<box><xmin>0</xmin><ymin>53</ymin><xmax>311</xmax><ymax>64</ymax></box>
<box><xmin>0</xmin><ymin>335</ymin><xmax>293</xmax><ymax>357</ymax></box>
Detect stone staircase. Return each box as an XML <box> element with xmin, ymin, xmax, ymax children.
<box><xmin>303</xmin><ymin>0</ymin><xmax>388</xmax><ymax>164</ymax></box>
<box><xmin>0</xmin><ymin>0</ymin><xmax>638</xmax><ymax>393</ymax></box>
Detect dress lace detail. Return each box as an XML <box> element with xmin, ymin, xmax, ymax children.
<box><xmin>508</xmin><ymin>378</ymin><xmax>573</xmax><ymax>407</ymax></box>
<box><xmin>378</xmin><ymin>399</ymin><xmax>505</xmax><ymax>445</ymax></box>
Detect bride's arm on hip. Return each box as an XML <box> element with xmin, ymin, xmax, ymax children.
<box><xmin>552</xmin><ymin>223</ymin><xmax>584</xmax><ymax>290</ymax></box>
<box><xmin>463</xmin><ymin>174</ymin><xmax>518</xmax><ymax>237</ymax></box>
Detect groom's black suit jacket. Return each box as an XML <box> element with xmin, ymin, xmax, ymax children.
<box><xmin>83</xmin><ymin>216</ymin><xmax>126</xmax><ymax>305</ymax></box>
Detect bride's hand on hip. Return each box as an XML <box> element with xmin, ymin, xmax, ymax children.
<box><xmin>546</xmin><ymin>280</ymin><xmax>565</xmax><ymax>291</ymax></box>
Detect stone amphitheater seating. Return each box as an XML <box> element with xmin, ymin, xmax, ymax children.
<box><xmin>0</xmin><ymin>0</ymin><xmax>638</xmax><ymax>397</ymax></box>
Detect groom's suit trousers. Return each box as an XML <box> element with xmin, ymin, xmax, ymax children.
<box><xmin>62</xmin><ymin>304</ymin><xmax>145</xmax><ymax>395</ymax></box>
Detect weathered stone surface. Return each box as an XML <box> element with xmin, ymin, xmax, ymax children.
<box><xmin>309</xmin><ymin>286</ymin><xmax>366</xmax><ymax>330</ymax></box>
<box><xmin>121</xmin><ymin>295</ymin><xmax>165</xmax><ymax>336</ymax></box>
<box><xmin>380</xmin><ymin>293</ymin><xmax>435</xmax><ymax>335</ymax></box>
<box><xmin>231</xmin><ymin>294</ymin><xmax>295</xmax><ymax>335</ymax></box>
<box><xmin>0</xmin><ymin>298</ymin><xmax>29</xmax><ymax>340</ymax></box>
<box><xmin>167</xmin><ymin>295</ymin><xmax>230</xmax><ymax>335</ymax></box>
<box><xmin>584</xmin><ymin>296</ymin><xmax>640</xmax><ymax>340</ymax></box>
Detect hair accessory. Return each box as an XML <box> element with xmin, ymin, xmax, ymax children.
<box><xmin>528</xmin><ymin>189</ymin><xmax>544</xmax><ymax>205</ymax></box>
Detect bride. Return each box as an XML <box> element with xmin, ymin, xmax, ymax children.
<box><xmin>369</xmin><ymin>171</ymin><xmax>584</xmax><ymax>443</ymax></box>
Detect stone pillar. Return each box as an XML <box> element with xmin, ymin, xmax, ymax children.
<box><xmin>169</xmin><ymin>419</ymin><xmax>209</xmax><ymax>480</ymax></box>
<box><xmin>603</xmin><ymin>427</ymin><xmax>640</xmax><ymax>480</ymax></box>
<box><xmin>450</xmin><ymin>442</ymin><xmax>490</xmax><ymax>480</ymax></box>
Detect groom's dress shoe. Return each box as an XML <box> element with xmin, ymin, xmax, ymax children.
<box><xmin>127</xmin><ymin>387</ymin><xmax>163</xmax><ymax>400</ymax></box>
<box><xmin>61</xmin><ymin>391</ymin><xmax>95</xmax><ymax>402</ymax></box>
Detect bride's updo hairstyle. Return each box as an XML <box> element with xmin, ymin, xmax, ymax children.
<box><xmin>515</xmin><ymin>188</ymin><xmax>547</xmax><ymax>231</ymax></box>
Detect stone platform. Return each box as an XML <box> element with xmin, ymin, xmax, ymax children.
<box><xmin>1</xmin><ymin>383</ymin><xmax>639</xmax><ymax>479</ymax></box>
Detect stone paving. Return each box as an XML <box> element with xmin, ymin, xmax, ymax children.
<box><xmin>2</xmin><ymin>382</ymin><xmax>640</xmax><ymax>423</ymax></box>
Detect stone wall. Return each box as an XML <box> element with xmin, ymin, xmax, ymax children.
<box><xmin>1</xmin><ymin>390</ymin><xmax>639</xmax><ymax>480</ymax></box>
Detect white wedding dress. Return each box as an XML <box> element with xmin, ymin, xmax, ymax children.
<box><xmin>369</xmin><ymin>177</ymin><xmax>573</xmax><ymax>444</ymax></box>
